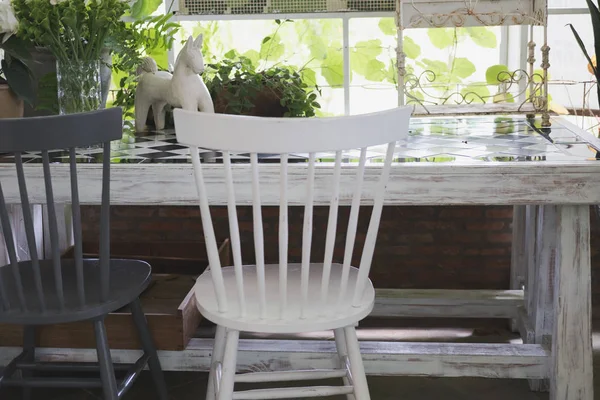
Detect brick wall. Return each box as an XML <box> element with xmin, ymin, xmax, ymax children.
<box><xmin>81</xmin><ymin>205</ymin><xmax>600</xmax><ymax>315</ymax></box>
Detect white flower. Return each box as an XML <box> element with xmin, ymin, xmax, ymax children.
<box><xmin>0</xmin><ymin>1</ymin><xmax>19</xmax><ymax>42</ymax></box>
<box><xmin>50</xmin><ymin>0</ymin><xmax>67</xmax><ymax>5</ymax></box>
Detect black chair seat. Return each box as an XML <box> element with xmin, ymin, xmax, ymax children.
<box><xmin>0</xmin><ymin>259</ymin><xmax>151</xmax><ymax>325</ymax></box>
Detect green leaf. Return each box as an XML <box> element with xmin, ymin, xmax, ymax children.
<box><xmin>453</xmin><ymin>57</ymin><xmax>476</xmax><ymax>79</ymax></box>
<box><xmin>354</xmin><ymin>39</ymin><xmax>383</xmax><ymax>58</ymax></box>
<box><xmin>1</xmin><ymin>58</ymin><xmax>36</xmax><ymax>107</ymax></box>
<box><xmin>427</xmin><ymin>28</ymin><xmax>455</xmax><ymax>49</ymax></box>
<box><xmin>421</xmin><ymin>59</ymin><xmax>449</xmax><ymax>77</ymax></box>
<box><xmin>585</xmin><ymin>0</ymin><xmax>600</xmax><ymax>78</ymax></box>
<box><xmin>130</xmin><ymin>0</ymin><xmax>163</xmax><ymax>19</ymax></box>
<box><xmin>466</xmin><ymin>27</ymin><xmax>497</xmax><ymax>48</ymax></box>
<box><xmin>224</xmin><ymin>49</ymin><xmax>237</xmax><ymax>59</ymax></box>
<box><xmin>403</xmin><ymin>36</ymin><xmax>421</xmax><ymax>59</ymax></box>
<box><xmin>321</xmin><ymin>48</ymin><xmax>344</xmax><ymax>87</ymax></box>
<box><xmin>301</xmin><ymin>68</ymin><xmax>317</xmax><ymax>86</ymax></box>
<box><xmin>568</xmin><ymin>23</ymin><xmax>597</xmax><ymax>78</ymax></box>
<box><xmin>378</xmin><ymin>18</ymin><xmax>396</xmax><ymax>35</ymax></box>
<box><xmin>460</xmin><ymin>84</ymin><xmax>490</xmax><ymax>104</ymax></box>
<box><xmin>242</xmin><ymin>50</ymin><xmax>260</xmax><ymax>68</ymax></box>
<box><xmin>351</xmin><ymin>40</ymin><xmax>383</xmax><ymax>78</ymax></box>
<box><xmin>260</xmin><ymin>35</ymin><xmax>285</xmax><ymax>61</ymax></box>
<box><xmin>363</xmin><ymin>59</ymin><xmax>387</xmax><ymax>82</ymax></box>
<box><xmin>308</xmin><ymin>35</ymin><xmax>328</xmax><ymax>60</ymax></box>
<box><xmin>485</xmin><ymin>64</ymin><xmax>510</xmax><ymax>84</ymax></box>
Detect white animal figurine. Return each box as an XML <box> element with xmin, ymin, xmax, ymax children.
<box><xmin>134</xmin><ymin>34</ymin><xmax>215</xmax><ymax>132</ymax></box>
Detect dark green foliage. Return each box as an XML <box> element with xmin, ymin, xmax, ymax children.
<box><xmin>205</xmin><ymin>55</ymin><xmax>321</xmax><ymax>117</ymax></box>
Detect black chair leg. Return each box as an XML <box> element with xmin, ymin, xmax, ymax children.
<box><xmin>22</xmin><ymin>326</ymin><xmax>35</xmax><ymax>400</ymax></box>
<box><xmin>130</xmin><ymin>298</ymin><xmax>168</xmax><ymax>400</ymax></box>
<box><xmin>93</xmin><ymin>318</ymin><xmax>119</xmax><ymax>400</ymax></box>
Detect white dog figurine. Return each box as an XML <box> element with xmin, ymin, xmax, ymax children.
<box><xmin>134</xmin><ymin>34</ymin><xmax>215</xmax><ymax>132</ymax></box>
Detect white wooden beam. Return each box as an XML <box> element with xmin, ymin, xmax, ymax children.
<box><xmin>372</xmin><ymin>289</ymin><xmax>523</xmax><ymax>319</ymax></box>
<box><xmin>0</xmin><ymin>339</ymin><xmax>550</xmax><ymax>379</ymax></box>
<box><xmin>3</xmin><ymin>160</ymin><xmax>600</xmax><ymax>207</ymax></box>
<box><xmin>510</xmin><ymin>205</ymin><xmax>526</xmax><ymax>332</ymax></box>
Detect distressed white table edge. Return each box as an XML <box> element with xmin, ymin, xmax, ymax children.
<box><xmin>0</xmin><ymin>121</ymin><xmax>597</xmax><ymax>399</ymax></box>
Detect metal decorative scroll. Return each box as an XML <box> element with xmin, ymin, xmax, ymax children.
<box><xmin>404</xmin><ymin>69</ymin><xmax>546</xmax><ymax>114</ymax></box>
<box><xmin>401</xmin><ymin>0</ymin><xmax>547</xmax><ymax>28</ymax></box>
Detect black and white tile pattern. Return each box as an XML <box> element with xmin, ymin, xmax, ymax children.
<box><xmin>1</xmin><ymin>116</ymin><xmax>598</xmax><ymax>165</ymax></box>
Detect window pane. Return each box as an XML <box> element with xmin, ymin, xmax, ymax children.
<box><xmin>349</xmin><ymin>19</ymin><xmax>502</xmax><ymax>113</ymax></box>
<box><xmin>534</xmin><ymin>13</ymin><xmax>597</xmax><ymax>109</ymax></box>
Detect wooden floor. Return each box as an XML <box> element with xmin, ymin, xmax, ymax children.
<box><xmin>2</xmin><ymin>322</ymin><xmax>600</xmax><ymax>400</ymax></box>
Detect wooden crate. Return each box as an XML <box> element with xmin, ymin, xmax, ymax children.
<box><xmin>0</xmin><ymin>240</ymin><xmax>230</xmax><ymax>351</ymax></box>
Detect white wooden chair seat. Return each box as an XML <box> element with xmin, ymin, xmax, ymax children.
<box><xmin>174</xmin><ymin>106</ymin><xmax>412</xmax><ymax>400</ymax></box>
<box><xmin>195</xmin><ymin>263</ymin><xmax>375</xmax><ymax>333</ymax></box>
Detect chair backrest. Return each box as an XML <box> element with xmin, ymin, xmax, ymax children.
<box><xmin>174</xmin><ymin>107</ymin><xmax>412</xmax><ymax>318</ymax></box>
<box><xmin>0</xmin><ymin>108</ymin><xmax>123</xmax><ymax>313</ymax></box>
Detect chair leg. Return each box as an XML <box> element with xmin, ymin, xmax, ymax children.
<box><xmin>217</xmin><ymin>329</ymin><xmax>239</xmax><ymax>400</ymax></box>
<box><xmin>334</xmin><ymin>328</ymin><xmax>356</xmax><ymax>400</ymax></box>
<box><xmin>344</xmin><ymin>326</ymin><xmax>370</xmax><ymax>400</ymax></box>
<box><xmin>206</xmin><ymin>325</ymin><xmax>227</xmax><ymax>400</ymax></box>
<box><xmin>22</xmin><ymin>326</ymin><xmax>36</xmax><ymax>400</ymax></box>
<box><xmin>130</xmin><ymin>298</ymin><xmax>169</xmax><ymax>400</ymax></box>
<box><xmin>93</xmin><ymin>318</ymin><xmax>119</xmax><ymax>400</ymax></box>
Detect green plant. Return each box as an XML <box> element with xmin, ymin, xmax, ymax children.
<box><xmin>109</xmin><ymin>14</ymin><xmax>180</xmax><ymax>119</ymax></box>
<box><xmin>205</xmin><ymin>54</ymin><xmax>321</xmax><ymax>117</ymax></box>
<box><xmin>0</xmin><ymin>36</ymin><xmax>35</xmax><ymax>106</ymax></box>
<box><xmin>12</xmin><ymin>0</ymin><xmax>128</xmax><ymax>64</ymax></box>
<box><xmin>568</xmin><ymin>0</ymin><xmax>600</xmax><ymax>110</ymax></box>
<box><xmin>0</xmin><ymin>1</ymin><xmax>35</xmax><ymax>105</ymax></box>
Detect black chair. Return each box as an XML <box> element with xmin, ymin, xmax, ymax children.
<box><xmin>0</xmin><ymin>108</ymin><xmax>168</xmax><ymax>400</ymax></box>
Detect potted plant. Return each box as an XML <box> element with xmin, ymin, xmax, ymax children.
<box><xmin>0</xmin><ymin>0</ymin><xmax>34</xmax><ymax>118</ymax></box>
<box><xmin>205</xmin><ymin>55</ymin><xmax>321</xmax><ymax>117</ymax></box>
<box><xmin>10</xmin><ymin>0</ymin><xmax>129</xmax><ymax>114</ymax></box>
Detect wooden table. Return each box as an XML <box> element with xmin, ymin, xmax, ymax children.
<box><xmin>1</xmin><ymin>115</ymin><xmax>599</xmax><ymax>400</ymax></box>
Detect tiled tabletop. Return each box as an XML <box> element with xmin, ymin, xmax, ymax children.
<box><xmin>2</xmin><ymin>115</ymin><xmax>599</xmax><ymax>165</ymax></box>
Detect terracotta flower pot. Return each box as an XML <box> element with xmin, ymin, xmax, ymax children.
<box><xmin>0</xmin><ymin>84</ymin><xmax>24</xmax><ymax>119</ymax></box>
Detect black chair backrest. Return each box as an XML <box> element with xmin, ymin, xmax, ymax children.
<box><xmin>0</xmin><ymin>108</ymin><xmax>123</xmax><ymax>313</ymax></box>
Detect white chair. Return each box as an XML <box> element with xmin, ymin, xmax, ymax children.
<box><xmin>174</xmin><ymin>106</ymin><xmax>412</xmax><ymax>400</ymax></box>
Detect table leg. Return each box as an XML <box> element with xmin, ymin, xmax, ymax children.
<box><xmin>510</xmin><ymin>205</ymin><xmax>527</xmax><ymax>332</ymax></box>
<box><xmin>529</xmin><ymin>205</ymin><xmax>557</xmax><ymax>392</ymax></box>
<box><xmin>0</xmin><ymin>204</ymin><xmax>44</xmax><ymax>266</ymax></box>
<box><xmin>550</xmin><ymin>205</ymin><xmax>593</xmax><ymax>400</ymax></box>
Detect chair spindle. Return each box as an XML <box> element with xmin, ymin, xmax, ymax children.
<box><xmin>300</xmin><ymin>153</ymin><xmax>316</xmax><ymax>319</ymax></box>
<box><xmin>0</xmin><ymin>182</ymin><xmax>20</xmax><ymax>310</ymax></box>
<box><xmin>15</xmin><ymin>153</ymin><xmax>45</xmax><ymax>311</ymax></box>
<box><xmin>320</xmin><ymin>151</ymin><xmax>343</xmax><ymax>307</ymax></box>
<box><xmin>250</xmin><ymin>153</ymin><xmax>267</xmax><ymax>319</ymax></box>
<box><xmin>352</xmin><ymin>142</ymin><xmax>396</xmax><ymax>306</ymax></box>
<box><xmin>336</xmin><ymin>147</ymin><xmax>367</xmax><ymax>308</ymax></box>
<box><xmin>42</xmin><ymin>150</ymin><xmax>65</xmax><ymax>310</ymax></box>
<box><xmin>98</xmin><ymin>143</ymin><xmax>112</xmax><ymax>302</ymax></box>
<box><xmin>223</xmin><ymin>151</ymin><xmax>246</xmax><ymax>317</ymax></box>
<box><xmin>279</xmin><ymin>153</ymin><xmax>289</xmax><ymax>319</ymax></box>
<box><xmin>69</xmin><ymin>148</ymin><xmax>85</xmax><ymax>307</ymax></box>
<box><xmin>191</xmin><ymin>146</ymin><xmax>228</xmax><ymax>312</ymax></box>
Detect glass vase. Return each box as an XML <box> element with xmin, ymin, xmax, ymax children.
<box><xmin>56</xmin><ymin>60</ymin><xmax>101</xmax><ymax>115</ymax></box>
